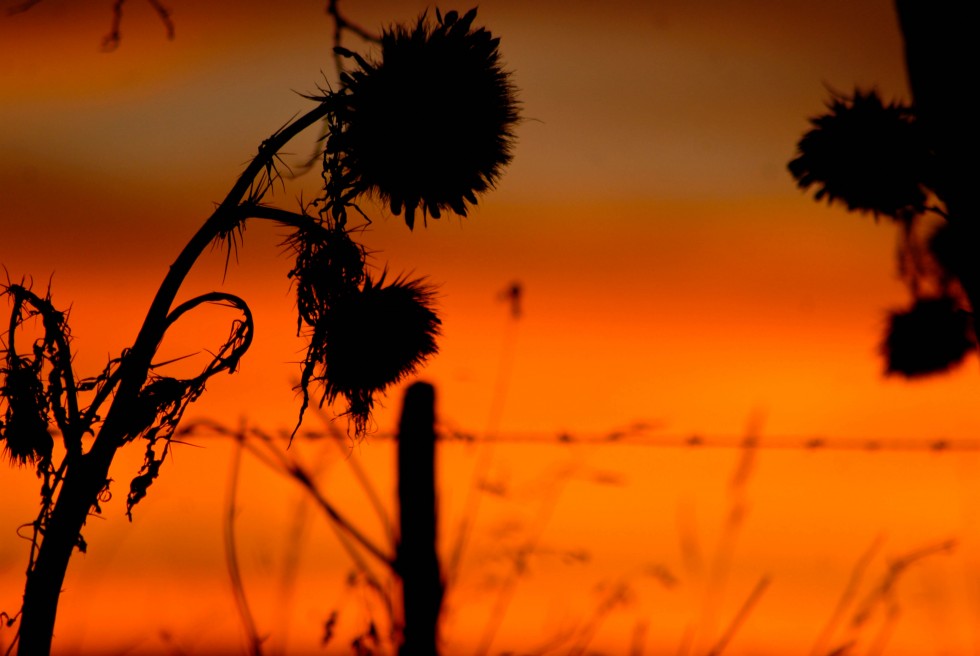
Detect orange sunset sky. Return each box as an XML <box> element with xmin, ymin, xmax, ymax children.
<box><xmin>3</xmin><ymin>2</ymin><xmax>980</xmax><ymax>655</ymax></box>
<box><xmin>5</xmin><ymin>0</ymin><xmax>978</xmax><ymax>440</ymax></box>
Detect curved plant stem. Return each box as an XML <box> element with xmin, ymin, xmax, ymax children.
<box><xmin>16</xmin><ymin>99</ymin><xmax>333</xmax><ymax>656</ymax></box>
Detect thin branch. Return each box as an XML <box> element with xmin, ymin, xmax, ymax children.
<box><xmin>103</xmin><ymin>0</ymin><xmax>175</xmax><ymax>51</ymax></box>
<box><xmin>147</xmin><ymin>0</ymin><xmax>174</xmax><ymax>37</ymax></box>
<box><xmin>326</xmin><ymin>0</ymin><xmax>379</xmax><ymax>44</ymax></box>
<box><xmin>164</xmin><ymin>292</ymin><xmax>254</xmax><ymax>378</ymax></box>
<box><xmin>325</xmin><ymin>0</ymin><xmax>380</xmax><ymax>75</ymax></box>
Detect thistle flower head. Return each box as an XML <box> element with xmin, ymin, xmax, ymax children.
<box><xmin>789</xmin><ymin>89</ymin><xmax>930</xmax><ymax>220</ymax></box>
<box><xmin>297</xmin><ymin>273</ymin><xmax>441</xmax><ymax>435</ymax></box>
<box><xmin>330</xmin><ymin>8</ymin><xmax>520</xmax><ymax>229</ymax></box>
<box><xmin>883</xmin><ymin>296</ymin><xmax>974</xmax><ymax>377</ymax></box>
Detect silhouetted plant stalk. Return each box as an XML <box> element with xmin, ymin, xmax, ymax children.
<box><xmin>5</xmin><ymin>0</ymin><xmax>175</xmax><ymax>51</ymax></box>
<box><xmin>0</xmin><ymin>8</ymin><xmax>518</xmax><ymax>654</ymax></box>
<box><xmin>789</xmin><ymin>2</ymin><xmax>980</xmax><ymax>379</ymax></box>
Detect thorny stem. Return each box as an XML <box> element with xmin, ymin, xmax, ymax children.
<box><xmin>16</xmin><ymin>99</ymin><xmax>335</xmax><ymax>656</ymax></box>
<box><xmin>235</xmin><ymin>203</ymin><xmax>327</xmax><ymax>234</ymax></box>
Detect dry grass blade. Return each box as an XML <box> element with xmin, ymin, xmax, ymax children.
<box><xmin>696</xmin><ymin>414</ymin><xmax>762</xmax><ymax>652</ymax></box>
<box><xmin>224</xmin><ymin>426</ymin><xmax>265</xmax><ymax>656</ymax></box>
<box><xmin>815</xmin><ymin>537</ymin><xmax>956</xmax><ymax>655</ymax></box>
<box><xmin>705</xmin><ymin>575</ymin><xmax>771</xmax><ymax>656</ymax></box>
<box><xmin>811</xmin><ymin>535</ymin><xmax>884</xmax><ymax>656</ymax></box>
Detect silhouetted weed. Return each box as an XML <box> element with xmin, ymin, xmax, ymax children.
<box><xmin>790</xmin><ymin>6</ymin><xmax>980</xmax><ymax>377</ymax></box>
<box><xmin>0</xmin><ymin>6</ymin><xmax>518</xmax><ymax>654</ymax></box>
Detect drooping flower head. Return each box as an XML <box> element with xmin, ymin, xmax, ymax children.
<box><xmin>789</xmin><ymin>89</ymin><xmax>931</xmax><ymax>220</ymax></box>
<box><xmin>882</xmin><ymin>296</ymin><xmax>974</xmax><ymax>377</ymax></box>
<box><xmin>294</xmin><ymin>268</ymin><xmax>441</xmax><ymax>436</ymax></box>
<box><xmin>0</xmin><ymin>359</ymin><xmax>54</xmax><ymax>467</ymax></box>
<box><xmin>329</xmin><ymin>8</ymin><xmax>520</xmax><ymax>229</ymax></box>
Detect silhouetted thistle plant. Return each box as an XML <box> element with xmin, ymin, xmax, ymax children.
<box><xmin>295</xmin><ymin>268</ymin><xmax>441</xmax><ymax>435</ymax></box>
<box><xmin>789</xmin><ymin>87</ymin><xmax>976</xmax><ymax>376</ymax></box>
<box><xmin>790</xmin><ymin>3</ymin><xmax>980</xmax><ymax>379</ymax></box>
<box><xmin>0</xmin><ymin>8</ymin><xmax>518</xmax><ymax>654</ymax></box>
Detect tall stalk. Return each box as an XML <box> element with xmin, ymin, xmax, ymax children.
<box><xmin>1</xmin><ymin>9</ymin><xmax>518</xmax><ymax>654</ymax></box>
<box><xmin>15</xmin><ymin>102</ymin><xmax>332</xmax><ymax>656</ymax></box>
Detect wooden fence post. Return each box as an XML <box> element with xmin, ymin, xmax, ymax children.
<box><xmin>396</xmin><ymin>382</ymin><xmax>443</xmax><ymax>655</ymax></box>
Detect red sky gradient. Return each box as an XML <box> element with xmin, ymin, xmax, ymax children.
<box><xmin>2</xmin><ymin>1</ymin><xmax>980</xmax><ymax>654</ymax></box>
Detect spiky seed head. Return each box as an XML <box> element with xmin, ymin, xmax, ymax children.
<box><xmin>301</xmin><ymin>274</ymin><xmax>441</xmax><ymax>435</ymax></box>
<box><xmin>789</xmin><ymin>89</ymin><xmax>931</xmax><ymax>220</ymax></box>
<box><xmin>331</xmin><ymin>8</ymin><xmax>520</xmax><ymax>229</ymax></box>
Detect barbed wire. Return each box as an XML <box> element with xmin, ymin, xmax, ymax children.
<box><xmin>175</xmin><ymin>420</ymin><xmax>980</xmax><ymax>453</ymax></box>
